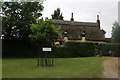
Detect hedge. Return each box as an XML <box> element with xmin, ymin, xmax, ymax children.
<box><xmin>65</xmin><ymin>42</ymin><xmax>95</xmax><ymax>57</ymax></box>
<box><xmin>3</xmin><ymin>40</ymin><xmax>120</xmax><ymax>58</ymax></box>
<box><xmin>3</xmin><ymin>40</ymin><xmax>36</xmax><ymax>58</ymax></box>
<box><xmin>100</xmin><ymin>43</ymin><xmax>120</xmax><ymax>57</ymax></box>
<box><xmin>3</xmin><ymin>40</ymin><xmax>95</xmax><ymax>58</ymax></box>
<box><xmin>53</xmin><ymin>42</ymin><xmax>95</xmax><ymax>57</ymax></box>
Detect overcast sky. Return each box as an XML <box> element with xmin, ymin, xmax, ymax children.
<box><xmin>42</xmin><ymin>0</ymin><xmax>119</xmax><ymax>38</ymax></box>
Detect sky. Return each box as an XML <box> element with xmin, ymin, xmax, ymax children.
<box><xmin>42</xmin><ymin>0</ymin><xmax>119</xmax><ymax>38</ymax></box>
<box><xmin>118</xmin><ymin>1</ymin><xmax>120</xmax><ymax>25</ymax></box>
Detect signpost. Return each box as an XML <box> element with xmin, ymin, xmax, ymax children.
<box><xmin>42</xmin><ymin>48</ymin><xmax>52</xmax><ymax>52</ymax></box>
<box><xmin>38</xmin><ymin>47</ymin><xmax>53</xmax><ymax>67</ymax></box>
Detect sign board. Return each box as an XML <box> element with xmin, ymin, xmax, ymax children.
<box><xmin>42</xmin><ymin>48</ymin><xmax>52</xmax><ymax>51</ymax></box>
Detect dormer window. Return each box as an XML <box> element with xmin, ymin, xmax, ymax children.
<box><xmin>82</xmin><ymin>31</ymin><xmax>86</xmax><ymax>37</ymax></box>
<box><xmin>63</xmin><ymin>30</ymin><xmax>69</xmax><ymax>37</ymax></box>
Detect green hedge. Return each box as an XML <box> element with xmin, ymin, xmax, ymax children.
<box><xmin>100</xmin><ymin>43</ymin><xmax>120</xmax><ymax>57</ymax></box>
<box><xmin>3</xmin><ymin>40</ymin><xmax>120</xmax><ymax>58</ymax></box>
<box><xmin>3</xmin><ymin>40</ymin><xmax>95</xmax><ymax>58</ymax></box>
<box><xmin>3</xmin><ymin>40</ymin><xmax>53</xmax><ymax>58</ymax></box>
<box><xmin>3</xmin><ymin>40</ymin><xmax>37</xmax><ymax>58</ymax></box>
<box><xmin>53</xmin><ymin>42</ymin><xmax>95</xmax><ymax>57</ymax></box>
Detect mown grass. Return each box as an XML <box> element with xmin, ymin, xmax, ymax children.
<box><xmin>2</xmin><ymin>57</ymin><xmax>107</xmax><ymax>78</ymax></box>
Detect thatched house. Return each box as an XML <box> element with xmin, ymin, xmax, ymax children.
<box><xmin>52</xmin><ymin>13</ymin><xmax>106</xmax><ymax>42</ymax></box>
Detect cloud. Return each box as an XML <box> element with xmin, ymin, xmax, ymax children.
<box><xmin>42</xmin><ymin>0</ymin><xmax>119</xmax><ymax>38</ymax></box>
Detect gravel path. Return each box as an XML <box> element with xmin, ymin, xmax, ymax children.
<box><xmin>103</xmin><ymin>57</ymin><xmax>119</xmax><ymax>78</ymax></box>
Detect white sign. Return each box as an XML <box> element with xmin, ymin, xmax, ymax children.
<box><xmin>42</xmin><ymin>48</ymin><xmax>52</xmax><ymax>51</ymax></box>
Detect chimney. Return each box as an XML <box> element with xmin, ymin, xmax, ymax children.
<box><xmin>97</xmin><ymin>15</ymin><xmax>100</xmax><ymax>29</ymax></box>
<box><xmin>97</xmin><ymin>15</ymin><xmax>99</xmax><ymax>20</ymax></box>
<box><xmin>71</xmin><ymin>13</ymin><xmax>74</xmax><ymax>21</ymax></box>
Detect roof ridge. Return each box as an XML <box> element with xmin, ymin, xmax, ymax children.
<box><xmin>52</xmin><ymin>19</ymin><xmax>97</xmax><ymax>24</ymax></box>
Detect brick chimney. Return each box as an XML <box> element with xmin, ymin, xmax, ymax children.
<box><xmin>97</xmin><ymin>15</ymin><xmax>100</xmax><ymax>29</ymax></box>
<box><xmin>70</xmin><ymin>13</ymin><xmax>74</xmax><ymax>21</ymax></box>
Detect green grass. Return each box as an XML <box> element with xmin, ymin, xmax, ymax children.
<box><xmin>2</xmin><ymin>57</ymin><xmax>107</xmax><ymax>78</ymax></box>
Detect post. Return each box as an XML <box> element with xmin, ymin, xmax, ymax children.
<box><xmin>52</xmin><ymin>57</ymin><xmax>54</xmax><ymax>66</ymax></box>
<box><xmin>40</xmin><ymin>53</ymin><xmax>43</xmax><ymax>67</ymax></box>
<box><xmin>38</xmin><ymin>56</ymin><xmax>39</xmax><ymax>67</ymax></box>
<box><xmin>41</xmin><ymin>47</ymin><xmax>53</xmax><ymax>67</ymax></box>
<box><xmin>38</xmin><ymin>52</ymin><xmax>40</xmax><ymax>67</ymax></box>
<box><xmin>45</xmin><ymin>52</ymin><xmax>47</xmax><ymax>66</ymax></box>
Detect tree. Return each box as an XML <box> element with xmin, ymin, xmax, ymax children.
<box><xmin>112</xmin><ymin>21</ymin><xmax>120</xmax><ymax>43</ymax></box>
<box><xmin>29</xmin><ymin>18</ymin><xmax>60</xmax><ymax>67</ymax></box>
<box><xmin>29</xmin><ymin>18</ymin><xmax>60</xmax><ymax>45</ymax></box>
<box><xmin>2</xmin><ymin>2</ymin><xmax>44</xmax><ymax>40</ymax></box>
<box><xmin>51</xmin><ymin>8</ymin><xmax>64</xmax><ymax>20</ymax></box>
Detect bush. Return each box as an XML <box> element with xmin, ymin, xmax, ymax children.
<box><xmin>64</xmin><ymin>42</ymin><xmax>95</xmax><ymax>57</ymax></box>
<box><xmin>4</xmin><ymin>40</ymin><xmax>119</xmax><ymax>58</ymax></box>
<box><xmin>53</xmin><ymin>42</ymin><xmax>95</xmax><ymax>58</ymax></box>
<box><xmin>52</xmin><ymin>46</ymin><xmax>68</xmax><ymax>58</ymax></box>
<box><xmin>3</xmin><ymin>40</ymin><xmax>39</xmax><ymax>58</ymax></box>
<box><xmin>3</xmin><ymin>41</ymin><xmax>96</xmax><ymax>58</ymax></box>
<box><xmin>100</xmin><ymin>43</ymin><xmax>120</xmax><ymax>57</ymax></box>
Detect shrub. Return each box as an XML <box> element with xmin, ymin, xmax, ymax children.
<box><xmin>100</xmin><ymin>43</ymin><xmax>120</xmax><ymax>57</ymax></box>
<box><xmin>4</xmin><ymin>40</ymin><xmax>120</xmax><ymax>58</ymax></box>
<box><xmin>3</xmin><ymin>41</ymin><xmax>96</xmax><ymax>58</ymax></box>
<box><xmin>64</xmin><ymin>42</ymin><xmax>95</xmax><ymax>57</ymax></box>
<box><xmin>53</xmin><ymin>42</ymin><xmax>95</xmax><ymax>58</ymax></box>
<box><xmin>3</xmin><ymin>40</ymin><xmax>39</xmax><ymax>58</ymax></box>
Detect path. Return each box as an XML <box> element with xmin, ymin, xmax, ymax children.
<box><xmin>103</xmin><ymin>57</ymin><xmax>119</xmax><ymax>78</ymax></box>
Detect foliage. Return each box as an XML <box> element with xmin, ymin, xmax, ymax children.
<box><xmin>3</xmin><ymin>17</ymin><xmax>61</xmax><ymax>57</ymax></box>
<box><xmin>2</xmin><ymin>2</ymin><xmax>44</xmax><ymax>40</ymax></box>
<box><xmin>53</xmin><ymin>42</ymin><xmax>95</xmax><ymax>57</ymax></box>
<box><xmin>112</xmin><ymin>21</ymin><xmax>120</xmax><ymax>43</ymax></box>
<box><xmin>100</xmin><ymin>43</ymin><xmax>120</xmax><ymax>57</ymax></box>
<box><xmin>29</xmin><ymin>18</ymin><xmax>60</xmax><ymax>43</ymax></box>
<box><xmin>64</xmin><ymin>42</ymin><xmax>95</xmax><ymax>57</ymax></box>
<box><xmin>3</xmin><ymin>41</ymin><xmax>95</xmax><ymax>58</ymax></box>
<box><xmin>51</xmin><ymin>8</ymin><xmax>64</xmax><ymax>20</ymax></box>
<box><xmin>2</xmin><ymin>40</ymin><xmax>37</xmax><ymax>58</ymax></box>
<box><xmin>3</xmin><ymin>40</ymin><xmax>120</xmax><ymax>58</ymax></box>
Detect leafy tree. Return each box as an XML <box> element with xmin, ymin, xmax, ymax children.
<box><xmin>112</xmin><ymin>21</ymin><xmax>120</xmax><ymax>43</ymax></box>
<box><xmin>2</xmin><ymin>2</ymin><xmax>44</xmax><ymax>40</ymax></box>
<box><xmin>29</xmin><ymin>18</ymin><xmax>60</xmax><ymax>45</ymax></box>
<box><xmin>51</xmin><ymin>8</ymin><xmax>64</xmax><ymax>20</ymax></box>
<box><xmin>29</xmin><ymin>18</ymin><xmax>60</xmax><ymax>67</ymax></box>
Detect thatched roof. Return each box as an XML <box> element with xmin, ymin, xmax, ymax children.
<box><xmin>51</xmin><ymin>19</ymin><xmax>105</xmax><ymax>41</ymax></box>
<box><xmin>52</xmin><ymin>19</ymin><xmax>98</xmax><ymax>27</ymax></box>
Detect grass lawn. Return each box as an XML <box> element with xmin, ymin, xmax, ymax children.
<box><xmin>2</xmin><ymin>57</ymin><xmax>107</xmax><ymax>78</ymax></box>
